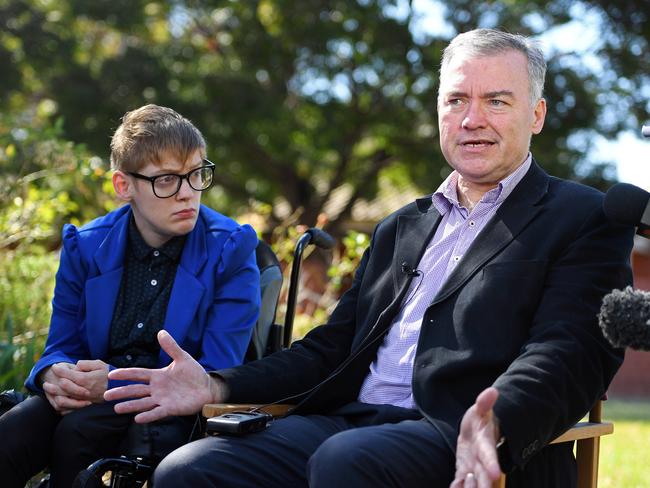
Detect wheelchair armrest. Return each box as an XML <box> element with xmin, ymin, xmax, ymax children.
<box><xmin>202</xmin><ymin>403</ymin><xmax>294</xmax><ymax>418</ymax></box>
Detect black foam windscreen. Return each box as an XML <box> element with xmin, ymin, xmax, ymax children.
<box><xmin>603</xmin><ymin>182</ymin><xmax>650</xmax><ymax>227</ymax></box>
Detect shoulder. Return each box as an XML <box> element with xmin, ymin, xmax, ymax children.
<box><xmin>196</xmin><ymin>205</ymin><xmax>258</xmax><ymax>261</ymax></box>
<box><xmin>61</xmin><ymin>206</ymin><xmax>130</xmax><ymax>254</ymax></box>
<box><xmin>375</xmin><ymin>196</ymin><xmax>434</xmax><ymax>230</ymax></box>
<box><xmin>545</xmin><ymin>176</ymin><xmax>605</xmax><ymax>218</ymax></box>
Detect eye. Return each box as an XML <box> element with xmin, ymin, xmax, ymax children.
<box><xmin>156</xmin><ymin>175</ymin><xmax>178</xmax><ymax>186</ymax></box>
<box><xmin>448</xmin><ymin>98</ymin><xmax>463</xmax><ymax>106</ymax></box>
<box><xmin>489</xmin><ymin>99</ymin><xmax>506</xmax><ymax>107</ymax></box>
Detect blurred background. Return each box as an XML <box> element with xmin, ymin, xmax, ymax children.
<box><xmin>1</xmin><ymin>1</ymin><xmax>649</xmax><ymax>485</ymax></box>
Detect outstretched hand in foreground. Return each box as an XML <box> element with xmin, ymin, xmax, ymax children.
<box><xmin>450</xmin><ymin>387</ymin><xmax>502</xmax><ymax>488</ymax></box>
<box><xmin>104</xmin><ymin>330</ymin><xmax>226</xmax><ymax>423</ymax></box>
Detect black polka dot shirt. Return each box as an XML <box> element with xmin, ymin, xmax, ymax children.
<box><xmin>107</xmin><ymin>216</ymin><xmax>186</xmax><ymax>368</ymax></box>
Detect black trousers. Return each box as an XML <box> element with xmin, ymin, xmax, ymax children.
<box><xmin>152</xmin><ymin>402</ymin><xmax>456</xmax><ymax>488</ymax></box>
<box><xmin>0</xmin><ymin>395</ymin><xmax>197</xmax><ymax>488</ymax></box>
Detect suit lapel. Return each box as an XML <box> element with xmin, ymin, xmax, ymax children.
<box><xmin>86</xmin><ymin>210</ymin><xmax>130</xmax><ymax>359</ymax></box>
<box><xmin>432</xmin><ymin>161</ymin><xmax>550</xmax><ymax>305</ymax></box>
<box><xmin>392</xmin><ymin>198</ymin><xmax>442</xmax><ymax>294</ymax></box>
<box><xmin>158</xmin><ymin>213</ymin><xmax>208</xmax><ymax>364</ymax></box>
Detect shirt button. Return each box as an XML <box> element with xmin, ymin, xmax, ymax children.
<box><xmin>453</xmin><ymin>256</ymin><xmax>461</xmax><ymax>262</ymax></box>
<box><xmin>429</xmin><ymin>319</ymin><xmax>434</xmax><ymax>324</ymax></box>
<box><xmin>153</xmin><ymin>250</ymin><xmax>160</xmax><ymax>257</ymax></box>
<box><xmin>469</xmin><ymin>220</ymin><xmax>476</xmax><ymax>227</ymax></box>
<box><xmin>126</xmin><ymin>354</ymin><xmax>132</xmax><ymax>362</ymax></box>
<box><xmin>136</xmin><ymin>322</ymin><xmax>144</xmax><ymax>329</ymax></box>
<box><xmin>151</xmin><ymin>279</ymin><xmax>158</xmax><ymax>286</ymax></box>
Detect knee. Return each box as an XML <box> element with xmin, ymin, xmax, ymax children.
<box><xmin>308</xmin><ymin>430</ymin><xmax>379</xmax><ymax>483</ymax></box>
<box><xmin>152</xmin><ymin>440</ymin><xmax>210</xmax><ymax>488</ymax></box>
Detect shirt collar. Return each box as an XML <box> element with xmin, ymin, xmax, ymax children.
<box><xmin>432</xmin><ymin>153</ymin><xmax>532</xmax><ymax>215</ymax></box>
<box><xmin>128</xmin><ymin>215</ymin><xmax>186</xmax><ymax>262</ymax></box>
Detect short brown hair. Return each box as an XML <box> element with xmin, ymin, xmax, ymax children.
<box><xmin>110</xmin><ymin>104</ymin><xmax>206</xmax><ymax>172</ymax></box>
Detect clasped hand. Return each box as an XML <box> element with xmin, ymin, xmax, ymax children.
<box><xmin>41</xmin><ymin>359</ymin><xmax>109</xmax><ymax>414</ymax></box>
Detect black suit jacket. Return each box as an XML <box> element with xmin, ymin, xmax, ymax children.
<box><xmin>219</xmin><ymin>161</ymin><xmax>633</xmax><ymax>486</ymax></box>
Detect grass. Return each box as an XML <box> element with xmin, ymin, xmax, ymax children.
<box><xmin>599</xmin><ymin>398</ymin><xmax>650</xmax><ymax>488</ymax></box>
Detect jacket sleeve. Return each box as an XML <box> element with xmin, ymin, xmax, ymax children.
<box><xmin>219</xmin><ymin>228</ymin><xmax>375</xmax><ymax>404</ymax></box>
<box><xmin>492</xmin><ymin>204</ymin><xmax>633</xmax><ymax>470</ymax></box>
<box><xmin>197</xmin><ymin>224</ymin><xmax>260</xmax><ymax>371</ymax></box>
<box><xmin>25</xmin><ymin>225</ymin><xmax>90</xmax><ymax>392</ymax></box>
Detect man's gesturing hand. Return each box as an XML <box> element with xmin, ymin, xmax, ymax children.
<box><xmin>104</xmin><ymin>330</ymin><xmax>227</xmax><ymax>423</ymax></box>
<box><xmin>450</xmin><ymin>387</ymin><xmax>502</xmax><ymax>488</ymax></box>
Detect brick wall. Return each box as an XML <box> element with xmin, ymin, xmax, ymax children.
<box><xmin>608</xmin><ymin>239</ymin><xmax>650</xmax><ymax>398</ymax></box>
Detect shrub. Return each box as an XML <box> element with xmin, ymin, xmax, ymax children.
<box><xmin>0</xmin><ymin>249</ymin><xmax>57</xmax><ymax>390</ymax></box>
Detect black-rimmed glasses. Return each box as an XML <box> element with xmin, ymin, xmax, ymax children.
<box><xmin>128</xmin><ymin>159</ymin><xmax>215</xmax><ymax>198</ymax></box>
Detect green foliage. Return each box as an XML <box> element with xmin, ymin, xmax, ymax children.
<box><xmin>600</xmin><ymin>399</ymin><xmax>650</xmax><ymax>488</ymax></box>
<box><xmin>290</xmin><ymin>229</ymin><xmax>369</xmax><ymax>340</ymax></box>
<box><xmin>0</xmin><ymin>315</ymin><xmax>38</xmax><ymax>390</ymax></box>
<box><xmin>0</xmin><ymin>110</ymin><xmax>117</xmax><ymax>250</ymax></box>
<box><xmin>3</xmin><ymin>0</ymin><xmax>644</xmax><ymax>233</ymax></box>
<box><xmin>0</xmin><ymin>250</ymin><xmax>58</xmax><ymax>390</ymax></box>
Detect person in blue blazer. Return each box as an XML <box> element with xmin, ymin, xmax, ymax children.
<box><xmin>0</xmin><ymin>104</ymin><xmax>260</xmax><ymax>487</ymax></box>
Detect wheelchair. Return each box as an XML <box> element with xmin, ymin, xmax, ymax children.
<box><xmin>11</xmin><ymin>227</ymin><xmax>333</xmax><ymax>488</ymax></box>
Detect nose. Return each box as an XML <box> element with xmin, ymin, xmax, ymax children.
<box><xmin>461</xmin><ymin>101</ymin><xmax>487</xmax><ymax>130</ymax></box>
<box><xmin>175</xmin><ymin>177</ymin><xmax>195</xmax><ymax>200</ymax></box>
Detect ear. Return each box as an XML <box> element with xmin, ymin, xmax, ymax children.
<box><xmin>531</xmin><ymin>98</ymin><xmax>547</xmax><ymax>135</ymax></box>
<box><xmin>112</xmin><ymin>170</ymin><xmax>133</xmax><ymax>202</ymax></box>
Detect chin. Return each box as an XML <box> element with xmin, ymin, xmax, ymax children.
<box><xmin>172</xmin><ymin>219</ymin><xmax>198</xmax><ymax>237</ymax></box>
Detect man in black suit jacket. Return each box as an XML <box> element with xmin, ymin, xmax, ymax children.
<box><xmin>106</xmin><ymin>29</ymin><xmax>634</xmax><ymax>488</ymax></box>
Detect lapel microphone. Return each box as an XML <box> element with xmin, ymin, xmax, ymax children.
<box><xmin>401</xmin><ymin>262</ymin><xmax>421</xmax><ymax>277</ymax></box>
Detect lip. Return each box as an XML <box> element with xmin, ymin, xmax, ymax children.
<box><xmin>458</xmin><ymin>139</ymin><xmax>496</xmax><ymax>152</ymax></box>
<box><xmin>174</xmin><ymin>208</ymin><xmax>197</xmax><ymax>218</ymax></box>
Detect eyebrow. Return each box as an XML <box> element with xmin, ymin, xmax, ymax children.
<box><xmin>445</xmin><ymin>90</ymin><xmax>515</xmax><ymax>99</ymax></box>
<box><xmin>152</xmin><ymin>161</ymin><xmax>205</xmax><ymax>175</ymax></box>
<box><xmin>483</xmin><ymin>90</ymin><xmax>514</xmax><ymax>99</ymax></box>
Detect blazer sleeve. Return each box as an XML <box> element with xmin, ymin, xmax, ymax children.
<box><xmin>24</xmin><ymin>225</ymin><xmax>91</xmax><ymax>392</ymax></box>
<box><xmin>492</xmin><ymin>204</ymin><xmax>633</xmax><ymax>470</ymax></box>
<box><xmin>219</xmin><ymin>228</ymin><xmax>374</xmax><ymax>404</ymax></box>
<box><xmin>197</xmin><ymin>224</ymin><xmax>260</xmax><ymax>371</ymax></box>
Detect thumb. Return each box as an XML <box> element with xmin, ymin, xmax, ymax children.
<box><xmin>158</xmin><ymin>330</ymin><xmax>188</xmax><ymax>362</ymax></box>
<box><xmin>475</xmin><ymin>387</ymin><xmax>499</xmax><ymax>417</ymax></box>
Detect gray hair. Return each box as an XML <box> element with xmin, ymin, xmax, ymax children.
<box><xmin>439</xmin><ymin>28</ymin><xmax>547</xmax><ymax>105</ymax></box>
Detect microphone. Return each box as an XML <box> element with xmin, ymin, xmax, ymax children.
<box><xmin>603</xmin><ymin>183</ymin><xmax>650</xmax><ymax>238</ymax></box>
<box><xmin>599</xmin><ymin>287</ymin><xmax>650</xmax><ymax>351</ymax></box>
<box><xmin>401</xmin><ymin>262</ymin><xmax>421</xmax><ymax>277</ymax></box>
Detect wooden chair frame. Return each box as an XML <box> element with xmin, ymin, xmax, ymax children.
<box><xmin>203</xmin><ymin>400</ymin><xmax>612</xmax><ymax>488</ymax></box>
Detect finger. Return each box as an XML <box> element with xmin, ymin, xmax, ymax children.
<box><xmin>107</xmin><ymin>367</ymin><xmax>153</xmax><ymax>383</ymax></box>
<box><xmin>464</xmin><ymin>472</ymin><xmax>477</xmax><ymax>488</ymax></box>
<box><xmin>51</xmin><ymin>364</ymin><xmax>87</xmax><ymax>384</ymax></box>
<box><xmin>53</xmin><ymin>394</ymin><xmax>92</xmax><ymax>410</ymax></box>
<box><xmin>113</xmin><ymin>396</ymin><xmax>159</xmax><ymax>415</ymax></box>
<box><xmin>476</xmin><ymin>468</ymin><xmax>495</xmax><ymax>488</ymax></box>
<box><xmin>449</xmin><ymin>478</ymin><xmax>463</xmax><ymax>488</ymax></box>
<box><xmin>157</xmin><ymin>330</ymin><xmax>189</xmax><ymax>362</ymax></box>
<box><xmin>477</xmin><ymin>442</ymin><xmax>501</xmax><ymax>480</ymax></box>
<box><xmin>134</xmin><ymin>405</ymin><xmax>168</xmax><ymax>424</ymax></box>
<box><xmin>58</xmin><ymin>377</ymin><xmax>92</xmax><ymax>398</ymax></box>
<box><xmin>44</xmin><ymin>378</ymin><xmax>90</xmax><ymax>399</ymax></box>
<box><xmin>104</xmin><ymin>383</ymin><xmax>151</xmax><ymax>402</ymax></box>
<box><xmin>76</xmin><ymin>359</ymin><xmax>106</xmax><ymax>372</ymax></box>
<box><xmin>474</xmin><ymin>387</ymin><xmax>499</xmax><ymax>417</ymax></box>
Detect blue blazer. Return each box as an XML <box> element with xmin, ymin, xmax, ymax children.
<box><xmin>25</xmin><ymin>204</ymin><xmax>260</xmax><ymax>392</ymax></box>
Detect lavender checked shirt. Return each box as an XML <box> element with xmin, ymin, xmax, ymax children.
<box><xmin>357</xmin><ymin>155</ymin><xmax>533</xmax><ymax>409</ymax></box>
